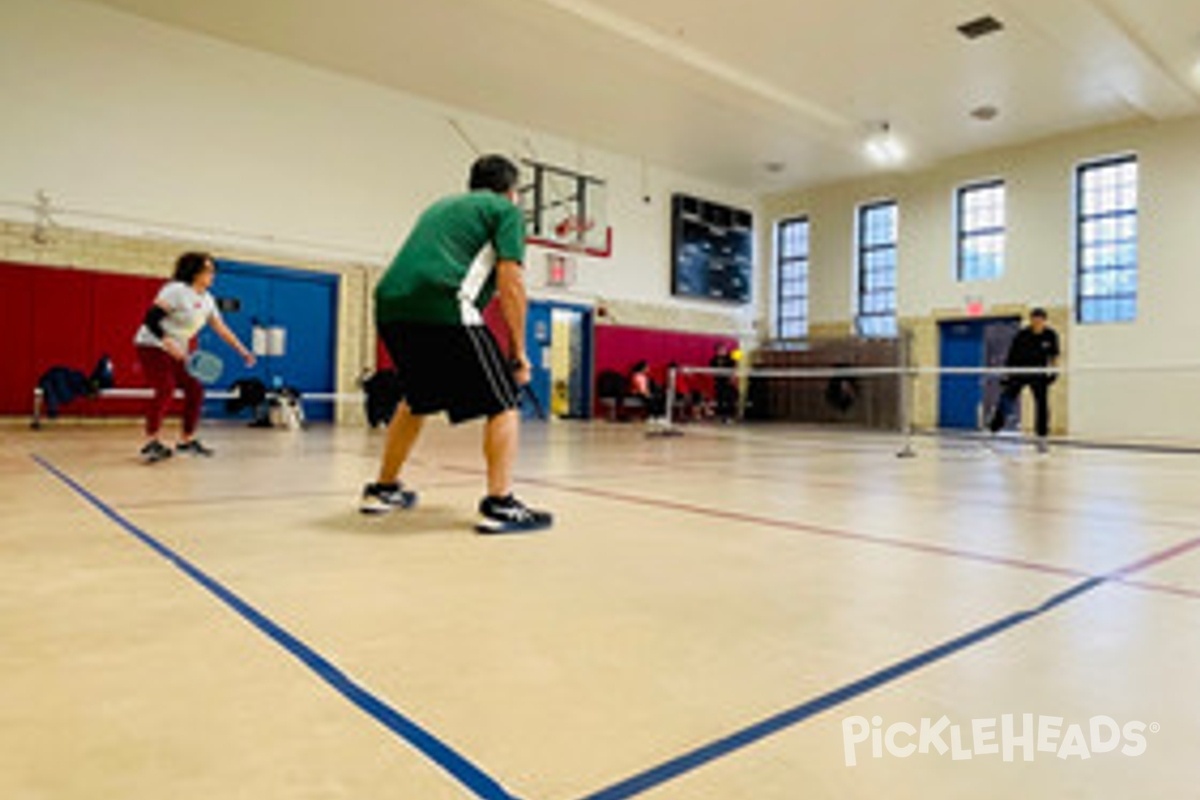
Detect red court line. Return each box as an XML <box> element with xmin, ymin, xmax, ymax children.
<box><xmin>435</xmin><ymin>464</ymin><xmax>1088</xmax><ymax>580</ymax></box>
<box><xmin>438</xmin><ymin>464</ymin><xmax>1200</xmax><ymax>603</ymax></box>
<box><xmin>663</xmin><ymin>459</ymin><xmax>1200</xmax><ymax>535</ymax></box>
<box><xmin>538</xmin><ymin>481</ymin><xmax>1089</xmax><ymax>577</ymax></box>
<box><xmin>1118</xmin><ymin>579</ymin><xmax>1200</xmax><ymax>600</ymax></box>
<box><xmin>1108</xmin><ymin>534</ymin><xmax>1200</xmax><ymax>578</ymax></box>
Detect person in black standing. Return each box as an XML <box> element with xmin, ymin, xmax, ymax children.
<box><xmin>988</xmin><ymin>308</ymin><xmax>1060</xmax><ymax>453</ymax></box>
<box><xmin>711</xmin><ymin>344</ymin><xmax>737</xmax><ymax>423</ymax></box>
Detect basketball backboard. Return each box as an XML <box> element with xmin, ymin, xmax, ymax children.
<box><xmin>521</xmin><ymin>159</ymin><xmax>611</xmax><ymax>257</ymax></box>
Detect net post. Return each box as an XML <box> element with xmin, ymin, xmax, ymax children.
<box><xmin>31</xmin><ymin>387</ymin><xmax>43</xmax><ymax>430</ymax></box>
<box><xmin>665</xmin><ymin>364</ymin><xmax>677</xmax><ymax>425</ymax></box>
<box><xmin>896</xmin><ymin>328</ymin><xmax>917</xmax><ymax>458</ymax></box>
<box><xmin>647</xmin><ymin>365</ymin><xmax>684</xmax><ymax>438</ymax></box>
<box><xmin>735</xmin><ymin>353</ymin><xmax>748</xmax><ymax>422</ymax></box>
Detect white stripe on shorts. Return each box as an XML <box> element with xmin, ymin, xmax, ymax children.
<box><xmin>465</xmin><ymin>326</ymin><xmax>518</xmax><ymax>409</ymax></box>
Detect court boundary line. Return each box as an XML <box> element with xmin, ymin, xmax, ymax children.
<box><xmin>573</xmin><ymin>529</ymin><xmax>1200</xmax><ymax>800</ymax></box>
<box><xmin>29</xmin><ymin>451</ymin><xmax>1200</xmax><ymax>800</ymax></box>
<box><xmin>575</xmin><ymin>579</ymin><xmax>1105</xmax><ymax>800</ymax></box>
<box><xmin>31</xmin><ymin>454</ymin><xmax>522</xmax><ymax>800</ymax></box>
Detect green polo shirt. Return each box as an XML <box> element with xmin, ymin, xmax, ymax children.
<box><xmin>375</xmin><ymin>191</ymin><xmax>526</xmax><ymax>326</ymax></box>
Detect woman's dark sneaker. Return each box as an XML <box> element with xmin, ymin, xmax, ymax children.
<box><xmin>140</xmin><ymin>440</ymin><xmax>173</xmax><ymax>464</ymax></box>
<box><xmin>176</xmin><ymin>440</ymin><xmax>215</xmax><ymax>457</ymax></box>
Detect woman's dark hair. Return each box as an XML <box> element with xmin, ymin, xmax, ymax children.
<box><xmin>174</xmin><ymin>251</ymin><xmax>214</xmax><ymax>284</ymax></box>
<box><xmin>630</xmin><ymin>360</ymin><xmax>649</xmax><ymax>374</ymax></box>
<box><xmin>468</xmin><ymin>155</ymin><xmax>520</xmax><ymax>194</ymax></box>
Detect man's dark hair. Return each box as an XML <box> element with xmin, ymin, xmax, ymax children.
<box><xmin>469</xmin><ymin>155</ymin><xmax>520</xmax><ymax>194</ymax></box>
<box><xmin>1030</xmin><ymin>307</ymin><xmax>1048</xmax><ymax>320</ymax></box>
<box><xmin>174</xmin><ymin>252</ymin><xmax>214</xmax><ymax>284</ymax></box>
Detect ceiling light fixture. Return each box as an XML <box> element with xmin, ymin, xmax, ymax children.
<box><xmin>864</xmin><ymin>122</ymin><xmax>907</xmax><ymax>167</ymax></box>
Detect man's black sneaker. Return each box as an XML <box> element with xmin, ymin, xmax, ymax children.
<box><xmin>360</xmin><ymin>482</ymin><xmax>419</xmax><ymax>514</ymax></box>
<box><xmin>176</xmin><ymin>439</ymin><xmax>215</xmax><ymax>457</ymax></box>
<box><xmin>476</xmin><ymin>495</ymin><xmax>553</xmax><ymax>534</ymax></box>
<box><xmin>140</xmin><ymin>440</ymin><xmax>173</xmax><ymax>464</ymax></box>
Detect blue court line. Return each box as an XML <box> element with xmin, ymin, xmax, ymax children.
<box><xmin>32</xmin><ymin>455</ymin><xmax>521</xmax><ymax>800</ymax></box>
<box><xmin>576</xmin><ymin>576</ymin><xmax>1112</xmax><ymax>800</ymax></box>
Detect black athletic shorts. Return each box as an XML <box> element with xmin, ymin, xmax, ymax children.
<box><xmin>378</xmin><ymin>320</ymin><xmax>519</xmax><ymax>424</ymax></box>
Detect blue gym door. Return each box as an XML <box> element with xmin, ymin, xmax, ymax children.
<box><xmin>198</xmin><ymin>261</ymin><xmax>339</xmax><ymax>421</ymax></box>
<box><xmin>938</xmin><ymin>317</ymin><xmax>1019</xmax><ymax>430</ymax></box>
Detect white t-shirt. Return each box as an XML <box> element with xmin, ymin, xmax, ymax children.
<box><xmin>134</xmin><ymin>281</ymin><xmax>221</xmax><ymax>350</ymax></box>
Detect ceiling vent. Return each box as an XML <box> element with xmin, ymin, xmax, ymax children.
<box><xmin>970</xmin><ymin>104</ymin><xmax>1000</xmax><ymax>121</ymax></box>
<box><xmin>957</xmin><ymin>15</ymin><xmax>1004</xmax><ymax>40</ymax></box>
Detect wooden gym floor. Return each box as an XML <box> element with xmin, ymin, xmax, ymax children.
<box><xmin>2</xmin><ymin>419</ymin><xmax>1198</xmax><ymax>799</ymax></box>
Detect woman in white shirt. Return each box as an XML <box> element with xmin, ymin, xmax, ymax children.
<box><xmin>133</xmin><ymin>252</ymin><xmax>255</xmax><ymax>463</ymax></box>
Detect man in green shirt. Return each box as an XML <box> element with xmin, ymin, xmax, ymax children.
<box><xmin>361</xmin><ymin>155</ymin><xmax>552</xmax><ymax>534</ymax></box>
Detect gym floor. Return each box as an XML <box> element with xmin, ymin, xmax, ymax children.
<box><xmin>3</xmin><ymin>420</ymin><xmax>1198</xmax><ymax>799</ymax></box>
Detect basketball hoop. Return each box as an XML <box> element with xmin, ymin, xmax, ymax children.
<box><xmin>522</xmin><ymin>159</ymin><xmax>611</xmax><ymax>257</ymax></box>
<box><xmin>553</xmin><ymin>215</ymin><xmax>596</xmax><ymax>243</ymax></box>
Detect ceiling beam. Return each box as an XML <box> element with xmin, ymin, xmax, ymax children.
<box><xmin>998</xmin><ymin>0</ymin><xmax>1199</xmax><ymax>120</ymax></box>
<box><xmin>523</xmin><ymin>0</ymin><xmax>857</xmax><ymax>135</ymax></box>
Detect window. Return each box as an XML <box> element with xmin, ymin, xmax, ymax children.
<box><xmin>857</xmin><ymin>201</ymin><xmax>898</xmax><ymax>338</ymax></box>
<box><xmin>1076</xmin><ymin>156</ymin><xmax>1138</xmax><ymax>323</ymax></box>
<box><xmin>775</xmin><ymin>217</ymin><xmax>809</xmax><ymax>339</ymax></box>
<box><xmin>957</xmin><ymin>180</ymin><xmax>1006</xmax><ymax>281</ymax></box>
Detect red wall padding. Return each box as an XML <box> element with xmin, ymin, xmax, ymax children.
<box><xmin>0</xmin><ymin>261</ymin><xmax>165</xmax><ymax>416</ymax></box>
<box><xmin>91</xmin><ymin>272</ymin><xmax>161</xmax><ymax>389</ymax></box>
<box><xmin>370</xmin><ymin>308</ymin><xmax>736</xmax><ymax>420</ymax></box>
<box><xmin>594</xmin><ymin>324</ymin><xmax>738</xmax><ymax>412</ymax></box>
<box><xmin>0</xmin><ymin>264</ymin><xmax>37</xmax><ymax>414</ymax></box>
<box><xmin>32</xmin><ymin>267</ymin><xmax>94</xmax><ymax>371</ymax></box>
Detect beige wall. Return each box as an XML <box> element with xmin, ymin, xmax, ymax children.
<box><xmin>761</xmin><ymin>115</ymin><xmax>1200</xmax><ymax>442</ymax></box>
<box><xmin>0</xmin><ymin>0</ymin><xmax>757</xmax><ymax>358</ymax></box>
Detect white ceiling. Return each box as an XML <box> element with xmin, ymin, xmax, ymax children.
<box><xmin>83</xmin><ymin>0</ymin><xmax>1200</xmax><ymax>191</ymax></box>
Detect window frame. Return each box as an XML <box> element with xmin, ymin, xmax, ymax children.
<box><xmin>956</xmin><ymin>179</ymin><xmax>1006</xmax><ymax>283</ymax></box>
<box><xmin>775</xmin><ymin>216</ymin><xmax>810</xmax><ymax>340</ymax></box>
<box><xmin>1074</xmin><ymin>154</ymin><xmax>1138</xmax><ymax>325</ymax></box>
<box><xmin>856</xmin><ymin>200</ymin><xmax>899</xmax><ymax>339</ymax></box>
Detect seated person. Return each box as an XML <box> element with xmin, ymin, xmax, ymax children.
<box><xmin>628</xmin><ymin>361</ymin><xmax>666</xmax><ymax>420</ymax></box>
<box><xmin>629</xmin><ymin>360</ymin><xmax>652</xmax><ymax>402</ymax></box>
